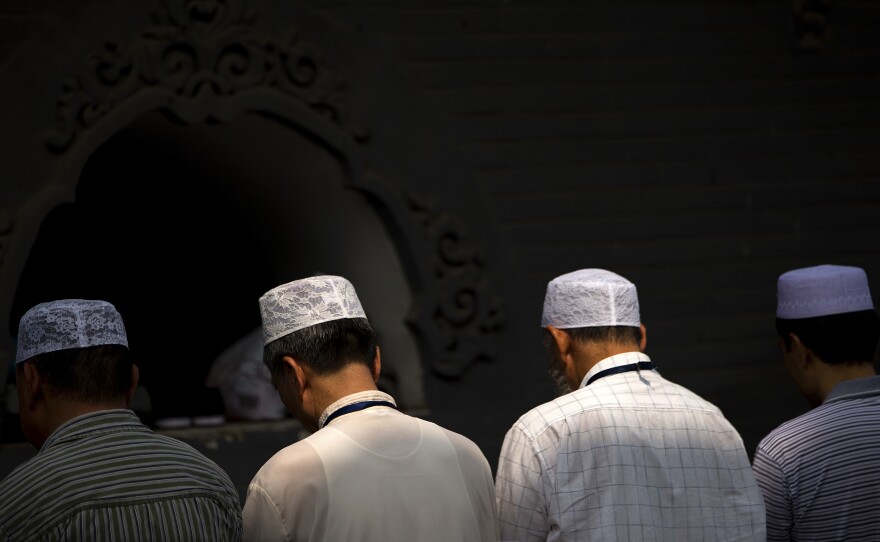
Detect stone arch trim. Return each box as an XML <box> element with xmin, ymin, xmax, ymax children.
<box><xmin>42</xmin><ymin>0</ymin><xmax>368</xmax><ymax>154</ymax></box>
<box><xmin>26</xmin><ymin>0</ymin><xmax>506</xmax><ymax>379</ymax></box>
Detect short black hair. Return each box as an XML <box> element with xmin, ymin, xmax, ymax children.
<box><xmin>19</xmin><ymin>344</ymin><xmax>132</xmax><ymax>403</ymax></box>
<box><xmin>263</xmin><ymin>317</ymin><xmax>378</xmax><ymax>381</ymax></box>
<box><xmin>564</xmin><ymin>325</ymin><xmax>642</xmax><ymax>346</ymax></box>
<box><xmin>776</xmin><ymin>309</ymin><xmax>880</xmax><ymax>364</ymax></box>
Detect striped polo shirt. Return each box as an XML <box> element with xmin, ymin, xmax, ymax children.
<box><xmin>752</xmin><ymin>375</ymin><xmax>880</xmax><ymax>541</ymax></box>
<box><xmin>0</xmin><ymin>409</ymin><xmax>242</xmax><ymax>541</ymax></box>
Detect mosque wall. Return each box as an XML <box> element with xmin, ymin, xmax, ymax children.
<box><xmin>0</xmin><ymin>0</ymin><xmax>878</xmax><ymax>481</ymax></box>
<box><xmin>291</xmin><ymin>0</ymin><xmax>880</xmax><ymax>463</ymax></box>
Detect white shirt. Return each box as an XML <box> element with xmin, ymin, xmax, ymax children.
<box><xmin>495</xmin><ymin>352</ymin><xmax>766</xmax><ymax>542</ymax></box>
<box><xmin>243</xmin><ymin>390</ymin><xmax>498</xmax><ymax>542</ymax></box>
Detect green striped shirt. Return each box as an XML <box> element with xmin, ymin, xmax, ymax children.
<box><xmin>0</xmin><ymin>409</ymin><xmax>242</xmax><ymax>541</ymax></box>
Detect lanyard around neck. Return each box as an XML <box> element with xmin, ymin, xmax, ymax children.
<box><xmin>585</xmin><ymin>361</ymin><xmax>656</xmax><ymax>387</ymax></box>
<box><xmin>322</xmin><ymin>400</ymin><xmax>397</xmax><ymax>428</ymax></box>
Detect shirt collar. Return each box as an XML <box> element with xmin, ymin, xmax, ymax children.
<box><xmin>824</xmin><ymin>374</ymin><xmax>880</xmax><ymax>404</ymax></box>
<box><xmin>579</xmin><ymin>351</ymin><xmax>652</xmax><ymax>389</ymax></box>
<box><xmin>318</xmin><ymin>390</ymin><xmax>397</xmax><ymax>429</ymax></box>
<box><xmin>42</xmin><ymin>409</ymin><xmax>144</xmax><ymax>451</ymax></box>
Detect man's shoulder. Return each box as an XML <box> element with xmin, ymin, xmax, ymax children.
<box><xmin>0</xmin><ymin>452</ymin><xmax>44</xmax><ymax>506</ymax></box>
<box><xmin>71</xmin><ymin>424</ymin><xmax>237</xmax><ymax>494</ymax></box>
<box><xmin>423</xmin><ymin>419</ymin><xmax>490</xmax><ymax>459</ymax></box>
<box><xmin>148</xmin><ymin>431</ymin><xmax>219</xmax><ymax>457</ymax></box>
<box><xmin>648</xmin><ymin>373</ymin><xmax>726</xmax><ymax>410</ymax></box>
<box><xmin>758</xmin><ymin>397</ymin><xmax>877</xmax><ymax>453</ymax></box>
<box><xmin>507</xmin><ymin>377</ymin><xmax>732</xmax><ymax>441</ymax></box>
<box><xmin>506</xmin><ymin>391</ymin><xmax>600</xmax><ymax>439</ymax></box>
<box><xmin>129</xmin><ymin>430</ymin><xmax>231</xmax><ymax>476</ymax></box>
<box><xmin>255</xmin><ymin>435</ymin><xmax>322</xmax><ymax>476</ymax></box>
<box><xmin>756</xmin><ymin>403</ymin><xmax>851</xmax><ymax>465</ymax></box>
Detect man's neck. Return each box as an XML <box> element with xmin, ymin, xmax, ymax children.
<box><xmin>573</xmin><ymin>341</ymin><xmax>642</xmax><ymax>386</ymax></box>
<box><xmin>308</xmin><ymin>364</ymin><xmax>379</xmax><ymax>427</ymax></box>
<box><xmin>815</xmin><ymin>361</ymin><xmax>876</xmax><ymax>405</ymax></box>
<box><xmin>32</xmin><ymin>399</ymin><xmax>127</xmax><ymax>449</ymax></box>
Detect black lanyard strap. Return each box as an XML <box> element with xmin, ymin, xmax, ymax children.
<box><xmin>585</xmin><ymin>361</ymin><xmax>656</xmax><ymax>387</ymax></box>
<box><xmin>322</xmin><ymin>400</ymin><xmax>397</xmax><ymax>427</ymax></box>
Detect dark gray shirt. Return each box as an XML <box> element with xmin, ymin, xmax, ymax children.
<box><xmin>0</xmin><ymin>409</ymin><xmax>242</xmax><ymax>541</ymax></box>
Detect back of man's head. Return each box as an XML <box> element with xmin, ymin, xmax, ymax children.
<box><xmin>22</xmin><ymin>345</ymin><xmax>132</xmax><ymax>403</ymax></box>
<box><xmin>542</xmin><ymin>268</ymin><xmax>642</xmax><ymax>345</ymax></box>
<box><xmin>776</xmin><ymin>264</ymin><xmax>880</xmax><ymax>364</ymax></box>
<box><xmin>16</xmin><ymin>299</ymin><xmax>132</xmax><ymax>403</ymax></box>
<box><xmin>259</xmin><ymin>275</ymin><xmax>377</xmax><ymax>379</ymax></box>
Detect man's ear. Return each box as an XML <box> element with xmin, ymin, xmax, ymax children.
<box><xmin>546</xmin><ymin>325</ymin><xmax>572</xmax><ymax>359</ymax></box>
<box><xmin>789</xmin><ymin>333</ymin><xmax>814</xmax><ymax>368</ymax></box>
<box><xmin>639</xmin><ymin>323</ymin><xmax>648</xmax><ymax>352</ymax></box>
<box><xmin>20</xmin><ymin>362</ymin><xmax>43</xmax><ymax>410</ymax></box>
<box><xmin>283</xmin><ymin>355</ymin><xmax>309</xmax><ymax>395</ymax></box>
<box><xmin>372</xmin><ymin>347</ymin><xmax>381</xmax><ymax>384</ymax></box>
<box><xmin>125</xmin><ymin>364</ymin><xmax>140</xmax><ymax>406</ymax></box>
<box><xmin>778</xmin><ymin>334</ymin><xmax>792</xmax><ymax>354</ymax></box>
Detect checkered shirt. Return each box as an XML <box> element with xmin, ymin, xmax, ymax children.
<box><xmin>495</xmin><ymin>352</ymin><xmax>766</xmax><ymax>541</ymax></box>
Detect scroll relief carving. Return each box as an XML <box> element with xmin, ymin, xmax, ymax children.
<box><xmin>792</xmin><ymin>0</ymin><xmax>833</xmax><ymax>51</ymax></box>
<box><xmin>43</xmin><ymin>0</ymin><xmax>367</xmax><ymax>152</ymax></box>
<box><xmin>406</xmin><ymin>192</ymin><xmax>508</xmax><ymax>379</ymax></box>
<box><xmin>37</xmin><ymin>0</ymin><xmax>506</xmax><ymax>379</ymax></box>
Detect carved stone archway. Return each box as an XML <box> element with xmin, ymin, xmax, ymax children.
<box><xmin>0</xmin><ymin>0</ymin><xmax>506</xmax><ymax>405</ymax></box>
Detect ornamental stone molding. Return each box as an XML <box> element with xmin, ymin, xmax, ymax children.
<box><xmin>405</xmin><ymin>191</ymin><xmax>508</xmax><ymax>379</ymax></box>
<box><xmin>792</xmin><ymin>0</ymin><xmax>834</xmax><ymax>51</ymax></box>
<box><xmin>27</xmin><ymin>0</ymin><xmax>505</xmax><ymax>380</ymax></box>
<box><xmin>43</xmin><ymin>0</ymin><xmax>367</xmax><ymax>153</ymax></box>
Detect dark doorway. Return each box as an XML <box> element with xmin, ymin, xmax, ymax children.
<box><xmin>10</xmin><ymin>115</ymin><xmax>278</xmax><ymax>427</ymax></box>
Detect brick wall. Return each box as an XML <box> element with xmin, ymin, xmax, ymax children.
<box><xmin>301</xmin><ymin>0</ymin><xmax>880</xmax><ymax>458</ymax></box>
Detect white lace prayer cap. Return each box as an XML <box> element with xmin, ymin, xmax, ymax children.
<box><xmin>259</xmin><ymin>275</ymin><xmax>367</xmax><ymax>345</ymax></box>
<box><xmin>541</xmin><ymin>268</ymin><xmax>641</xmax><ymax>328</ymax></box>
<box><xmin>777</xmin><ymin>264</ymin><xmax>874</xmax><ymax>319</ymax></box>
<box><xmin>15</xmin><ymin>299</ymin><xmax>128</xmax><ymax>364</ymax></box>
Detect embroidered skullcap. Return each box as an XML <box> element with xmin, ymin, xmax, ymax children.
<box><xmin>16</xmin><ymin>299</ymin><xmax>128</xmax><ymax>364</ymax></box>
<box><xmin>541</xmin><ymin>268</ymin><xmax>641</xmax><ymax>328</ymax></box>
<box><xmin>259</xmin><ymin>275</ymin><xmax>367</xmax><ymax>345</ymax></box>
<box><xmin>777</xmin><ymin>264</ymin><xmax>874</xmax><ymax>319</ymax></box>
